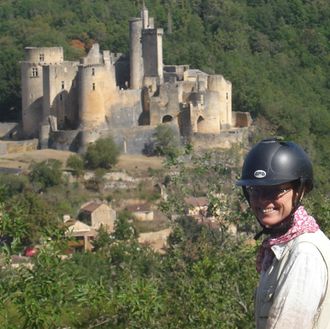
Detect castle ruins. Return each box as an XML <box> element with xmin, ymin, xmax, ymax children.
<box><xmin>20</xmin><ymin>5</ymin><xmax>250</xmax><ymax>154</ymax></box>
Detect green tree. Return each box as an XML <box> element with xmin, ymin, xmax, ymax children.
<box><xmin>29</xmin><ymin>160</ymin><xmax>62</xmax><ymax>191</ymax></box>
<box><xmin>84</xmin><ymin>137</ymin><xmax>120</xmax><ymax>169</ymax></box>
<box><xmin>154</xmin><ymin>124</ymin><xmax>181</xmax><ymax>162</ymax></box>
<box><xmin>66</xmin><ymin>154</ymin><xmax>84</xmax><ymax>177</ymax></box>
<box><xmin>113</xmin><ymin>210</ymin><xmax>137</xmax><ymax>241</ymax></box>
<box><xmin>0</xmin><ymin>203</ymin><xmax>28</xmax><ymax>255</ymax></box>
<box><xmin>0</xmin><ymin>174</ymin><xmax>29</xmax><ymax>201</ymax></box>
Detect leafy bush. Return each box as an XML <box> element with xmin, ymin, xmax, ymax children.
<box><xmin>29</xmin><ymin>160</ymin><xmax>62</xmax><ymax>191</ymax></box>
<box><xmin>0</xmin><ymin>174</ymin><xmax>29</xmax><ymax>201</ymax></box>
<box><xmin>153</xmin><ymin>124</ymin><xmax>181</xmax><ymax>161</ymax></box>
<box><xmin>66</xmin><ymin>154</ymin><xmax>84</xmax><ymax>177</ymax></box>
<box><xmin>84</xmin><ymin>137</ymin><xmax>120</xmax><ymax>169</ymax></box>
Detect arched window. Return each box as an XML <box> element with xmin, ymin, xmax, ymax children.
<box><xmin>162</xmin><ymin>115</ymin><xmax>173</xmax><ymax>123</ymax></box>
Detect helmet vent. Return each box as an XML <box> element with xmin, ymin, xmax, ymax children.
<box><xmin>254</xmin><ymin>170</ymin><xmax>266</xmax><ymax>178</ymax></box>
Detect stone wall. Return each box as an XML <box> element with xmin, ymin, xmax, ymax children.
<box><xmin>191</xmin><ymin>128</ymin><xmax>249</xmax><ymax>150</ymax></box>
<box><xmin>0</xmin><ymin>139</ymin><xmax>38</xmax><ymax>155</ymax></box>
<box><xmin>49</xmin><ymin>130</ymin><xmax>81</xmax><ymax>151</ymax></box>
<box><xmin>0</xmin><ymin>123</ymin><xmax>19</xmax><ymax>139</ymax></box>
<box><xmin>232</xmin><ymin>111</ymin><xmax>253</xmax><ymax>128</ymax></box>
<box><xmin>102</xmin><ymin>126</ymin><xmax>156</xmax><ymax>154</ymax></box>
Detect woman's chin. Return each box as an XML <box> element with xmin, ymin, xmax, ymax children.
<box><xmin>258</xmin><ymin>214</ymin><xmax>282</xmax><ymax>228</ymax></box>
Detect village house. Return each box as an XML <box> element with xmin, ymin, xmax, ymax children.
<box><xmin>65</xmin><ymin>218</ymin><xmax>96</xmax><ymax>252</ymax></box>
<box><xmin>63</xmin><ymin>201</ymin><xmax>116</xmax><ymax>252</ymax></box>
<box><xmin>78</xmin><ymin>201</ymin><xmax>116</xmax><ymax>232</ymax></box>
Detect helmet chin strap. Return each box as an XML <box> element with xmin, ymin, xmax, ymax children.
<box><xmin>253</xmin><ymin>181</ymin><xmax>305</xmax><ymax>240</ymax></box>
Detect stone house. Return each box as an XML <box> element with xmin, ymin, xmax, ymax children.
<box><xmin>78</xmin><ymin>201</ymin><xmax>116</xmax><ymax>232</ymax></box>
<box><xmin>65</xmin><ymin>219</ymin><xmax>96</xmax><ymax>252</ymax></box>
<box><xmin>63</xmin><ymin>201</ymin><xmax>116</xmax><ymax>252</ymax></box>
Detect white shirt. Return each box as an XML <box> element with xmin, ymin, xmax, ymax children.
<box><xmin>257</xmin><ymin>230</ymin><xmax>328</xmax><ymax>329</ymax></box>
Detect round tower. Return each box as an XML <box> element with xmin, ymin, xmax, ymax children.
<box><xmin>21</xmin><ymin>47</ymin><xmax>63</xmax><ymax>138</ymax></box>
<box><xmin>78</xmin><ymin>65</ymin><xmax>106</xmax><ymax>129</ymax></box>
<box><xmin>129</xmin><ymin>18</ymin><xmax>143</xmax><ymax>89</ymax></box>
<box><xmin>207</xmin><ymin>75</ymin><xmax>232</xmax><ymax>129</ymax></box>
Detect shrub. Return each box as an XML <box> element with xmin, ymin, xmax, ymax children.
<box><xmin>66</xmin><ymin>154</ymin><xmax>84</xmax><ymax>177</ymax></box>
<box><xmin>84</xmin><ymin>137</ymin><xmax>120</xmax><ymax>169</ymax></box>
<box><xmin>29</xmin><ymin>160</ymin><xmax>62</xmax><ymax>191</ymax></box>
<box><xmin>0</xmin><ymin>174</ymin><xmax>29</xmax><ymax>200</ymax></box>
<box><xmin>153</xmin><ymin>124</ymin><xmax>181</xmax><ymax>161</ymax></box>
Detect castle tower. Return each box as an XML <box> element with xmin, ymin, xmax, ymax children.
<box><xmin>208</xmin><ymin>75</ymin><xmax>232</xmax><ymax>129</ymax></box>
<box><xmin>21</xmin><ymin>47</ymin><xmax>63</xmax><ymax>138</ymax></box>
<box><xmin>141</xmin><ymin>3</ymin><xmax>149</xmax><ymax>29</ymax></box>
<box><xmin>142</xmin><ymin>27</ymin><xmax>164</xmax><ymax>83</ymax></box>
<box><xmin>129</xmin><ymin>18</ymin><xmax>144</xmax><ymax>89</ymax></box>
<box><xmin>78</xmin><ymin>45</ymin><xmax>117</xmax><ymax>136</ymax></box>
<box><xmin>129</xmin><ymin>6</ymin><xmax>163</xmax><ymax>90</ymax></box>
<box><xmin>43</xmin><ymin>62</ymin><xmax>79</xmax><ymax>126</ymax></box>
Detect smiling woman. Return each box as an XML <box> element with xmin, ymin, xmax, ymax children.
<box><xmin>236</xmin><ymin>138</ymin><xmax>330</xmax><ymax>329</ymax></box>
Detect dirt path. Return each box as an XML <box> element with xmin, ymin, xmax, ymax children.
<box><xmin>0</xmin><ymin>149</ymin><xmax>164</xmax><ymax>174</ymax></box>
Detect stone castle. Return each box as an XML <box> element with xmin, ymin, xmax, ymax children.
<box><xmin>20</xmin><ymin>6</ymin><xmax>249</xmax><ymax>154</ymax></box>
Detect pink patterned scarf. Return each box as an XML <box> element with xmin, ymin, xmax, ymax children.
<box><xmin>256</xmin><ymin>206</ymin><xmax>319</xmax><ymax>273</ymax></box>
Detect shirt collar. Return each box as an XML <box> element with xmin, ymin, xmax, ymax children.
<box><xmin>271</xmin><ymin>242</ymin><xmax>289</xmax><ymax>260</ymax></box>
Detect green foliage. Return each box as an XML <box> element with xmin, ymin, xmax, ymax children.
<box><xmin>114</xmin><ymin>210</ymin><xmax>137</xmax><ymax>241</ymax></box>
<box><xmin>84</xmin><ymin>137</ymin><xmax>120</xmax><ymax>169</ymax></box>
<box><xmin>2</xmin><ymin>230</ymin><xmax>78</xmax><ymax>328</ymax></box>
<box><xmin>0</xmin><ymin>0</ymin><xmax>328</xmax><ymax>188</ymax></box>
<box><xmin>9</xmin><ymin>191</ymin><xmax>60</xmax><ymax>245</ymax></box>
<box><xmin>92</xmin><ymin>225</ymin><xmax>113</xmax><ymax>252</ymax></box>
<box><xmin>0</xmin><ymin>203</ymin><xmax>28</xmax><ymax>255</ymax></box>
<box><xmin>29</xmin><ymin>160</ymin><xmax>62</xmax><ymax>191</ymax></box>
<box><xmin>0</xmin><ymin>174</ymin><xmax>29</xmax><ymax>201</ymax></box>
<box><xmin>154</xmin><ymin>124</ymin><xmax>181</xmax><ymax>162</ymax></box>
<box><xmin>66</xmin><ymin>154</ymin><xmax>84</xmax><ymax>177</ymax></box>
<box><xmin>304</xmin><ymin>192</ymin><xmax>330</xmax><ymax>237</ymax></box>
<box><xmin>0</xmin><ymin>1</ymin><xmax>329</xmax><ymax>327</ymax></box>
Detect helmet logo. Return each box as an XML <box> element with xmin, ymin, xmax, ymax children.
<box><xmin>254</xmin><ymin>170</ymin><xmax>266</xmax><ymax>178</ymax></box>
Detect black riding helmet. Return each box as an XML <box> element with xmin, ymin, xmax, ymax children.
<box><xmin>237</xmin><ymin>138</ymin><xmax>313</xmax><ymax>191</ymax></box>
<box><xmin>236</xmin><ymin>138</ymin><xmax>313</xmax><ymax>237</ymax></box>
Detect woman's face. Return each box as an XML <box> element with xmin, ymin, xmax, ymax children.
<box><xmin>248</xmin><ymin>183</ymin><xmax>297</xmax><ymax>228</ymax></box>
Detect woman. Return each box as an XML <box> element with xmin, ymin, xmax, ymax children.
<box><xmin>236</xmin><ymin>138</ymin><xmax>330</xmax><ymax>329</ymax></box>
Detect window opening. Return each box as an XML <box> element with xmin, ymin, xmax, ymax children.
<box><xmin>32</xmin><ymin>67</ymin><xmax>38</xmax><ymax>77</ymax></box>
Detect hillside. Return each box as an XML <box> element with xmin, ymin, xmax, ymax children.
<box><xmin>0</xmin><ymin>2</ymin><xmax>329</xmax><ymax>325</ymax></box>
<box><xmin>0</xmin><ymin>0</ymin><xmax>329</xmax><ymax>192</ymax></box>
<box><xmin>0</xmin><ymin>149</ymin><xmax>164</xmax><ymax>175</ymax></box>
